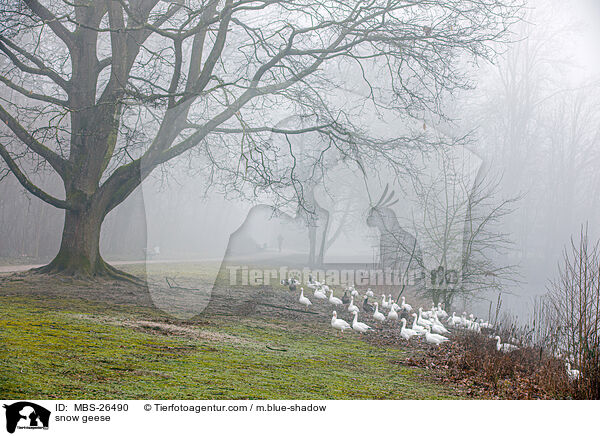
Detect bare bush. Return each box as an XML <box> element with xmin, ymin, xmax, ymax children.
<box><xmin>544</xmin><ymin>226</ymin><xmax>600</xmax><ymax>399</ymax></box>
<box><xmin>446</xmin><ymin>330</ymin><xmax>572</xmax><ymax>399</ymax></box>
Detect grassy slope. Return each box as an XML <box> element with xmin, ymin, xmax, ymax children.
<box><xmin>0</xmin><ymin>293</ymin><xmax>461</xmax><ymax>399</ymax></box>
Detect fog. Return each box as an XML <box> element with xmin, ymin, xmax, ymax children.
<box><xmin>1</xmin><ymin>0</ymin><xmax>599</xmax><ymax>321</ymax></box>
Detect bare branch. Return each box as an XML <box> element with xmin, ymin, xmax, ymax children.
<box><xmin>0</xmin><ymin>141</ymin><xmax>71</xmax><ymax>209</ymax></box>
<box><xmin>0</xmin><ymin>103</ymin><xmax>70</xmax><ymax>177</ymax></box>
<box><xmin>23</xmin><ymin>0</ymin><xmax>74</xmax><ymax>51</ymax></box>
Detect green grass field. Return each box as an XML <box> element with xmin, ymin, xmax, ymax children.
<box><xmin>0</xmin><ymin>290</ymin><xmax>462</xmax><ymax>399</ymax></box>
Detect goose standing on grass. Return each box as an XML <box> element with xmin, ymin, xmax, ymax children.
<box><xmin>450</xmin><ymin>312</ymin><xmax>462</xmax><ymax>325</ymax></box>
<box><xmin>411</xmin><ymin>314</ymin><xmax>427</xmax><ymax>335</ymax></box>
<box><xmin>298</xmin><ymin>288</ymin><xmax>312</xmax><ymax>310</ymax></box>
<box><xmin>401</xmin><ymin>296</ymin><xmax>413</xmax><ymax>312</ymax></box>
<box><xmin>366</xmin><ymin>288</ymin><xmax>374</xmax><ymax>297</ymax></box>
<box><xmin>479</xmin><ymin>320</ymin><xmax>493</xmax><ymax>329</ymax></box>
<box><xmin>431</xmin><ymin>313</ymin><xmax>449</xmax><ymax>334</ymax></box>
<box><xmin>431</xmin><ymin>322</ymin><xmax>448</xmax><ymax>335</ymax></box>
<box><xmin>351</xmin><ymin>288</ymin><xmax>360</xmax><ymax>298</ymax></box>
<box><xmin>281</xmin><ymin>278</ymin><xmax>297</xmax><ymax>291</ymax></box>
<box><xmin>424</xmin><ymin>325</ymin><xmax>449</xmax><ymax>346</ymax></box>
<box><xmin>460</xmin><ymin>313</ymin><xmax>469</xmax><ymax>328</ymax></box>
<box><xmin>373</xmin><ymin>302</ymin><xmax>386</xmax><ymax>322</ymax></box>
<box><xmin>329</xmin><ymin>289</ymin><xmax>343</xmax><ymax>306</ymax></box>
<box><xmin>466</xmin><ymin>314</ymin><xmax>478</xmax><ymax>330</ymax></box>
<box><xmin>313</xmin><ymin>287</ymin><xmax>327</xmax><ymax>300</ymax></box>
<box><xmin>363</xmin><ymin>296</ymin><xmax>374</xmax><ymax>314</ymax></box>
<box><xmin>566</xmin><ymin>362</ymin><xmax>580</xmax><ymax>381</ymax></box>
<box><xmin>381</xmin><ymin>294</ymin><xmax>390</xmax><ymax>310</ymax></box>
<box><xmin>307</xmin><ymin>277</ymin><xmax>320</xmax><ymax>289</ymax></box>
<box><xmin>400</xmin><ymin>318</ymin><xmax>417</xmax><ymax>340</ymax></box>
<box><xmin>495</xmin><ymin>336</ymin><xmax>518</xmax><ymax>353</ymax></box>
<box><xmin>421</xmin><ymin>306</ymin><xmax>433</xmax><ymax>320</ymax></box>
<box><xmin>388</xmin><ymin>295</ymin><xmax>400</xmax><ymax>311</ymax></box>
<box><xmin>348</xmin><ymin>297</ymin><xmax>360</xmax><ymax>314</ymax></box>
<box><xmin>436</xmin><ymin>303</ymin><xmax>448</xmax><ymax>319</ymax></box>
<box><xmin>468</xmin><ymin>318</ymin><xmax>481</xmax><ymax>333</ymax></box>
<box><xmin>387</xmin><ymin>304</ymin><xmax>399</xmax><ymax>321</ymax></box>
<box><xmin>331</xmin><ymin>311</ymin><xmax>351</xmax><ymax>334</ymax></box>
<box><xmin>352</xmin><ymin>312</ymin><xmax>372</xmax><ymax>333</ymax></box>
<box><xmin>417</xmin><ymin>308</ymin><xmax>433</xmax><ymax>328</ymax></box>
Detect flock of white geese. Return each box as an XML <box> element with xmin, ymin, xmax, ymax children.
<box><xmin>287</xmin><ymin>277</ymin><xmax>582</xmax><ymax>381</ymax></box>
<box><xmin>290</xmin><ymin>277</ymin><xmax>517</xmax><ymax>352</ymax></box>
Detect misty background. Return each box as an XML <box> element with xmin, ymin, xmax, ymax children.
<box><xmin>1</xmin><ymin>0</ymin><xmax>599</xmax><ymax>320</ymax></box>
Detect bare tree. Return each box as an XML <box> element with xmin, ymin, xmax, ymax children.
<box><xmin>0</xmin><ymin>0</ymin><xmax>520</xmax><ymax>278</ymax></box>
<box><xmin>409</xmin><ymin>153</ymin><xmax>518</xmax><ymax>308</ymax></box>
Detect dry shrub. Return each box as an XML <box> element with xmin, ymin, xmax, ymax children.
<box><xmin>444</xmin><ymin>330</ymin><xmax>574</xmax><ymax>399</ymax></box>
<box><xmin>543</xmin><ymin>226</ymin><xmax>600</xmax><ymax>399</ymax></box>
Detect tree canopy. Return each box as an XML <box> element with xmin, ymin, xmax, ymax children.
<box><xmin>0</xmin><ymin>0</ymin><xmax>521</xmax><ymax>277</ymax></box>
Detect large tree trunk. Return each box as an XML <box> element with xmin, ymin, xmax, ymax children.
<box><xmin>43</xmin><ymin>208</ymin><xmax>104</xmax><ymax>276</ymax></box>
<box><xmin>36</xmin><ymin>204</ymin><xmax>140</xmax><ymax>282</ymax></box>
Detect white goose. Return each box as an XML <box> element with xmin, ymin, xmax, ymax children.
<box><xmin>424</xmin><ymin>325</ymin><xmax>449</xmax><ymax>345</ymax></box>
<box><xmin>352</xmin><ymin>312</ymin><xmax>372</xmax><ymax>333</ymax></box>
<box><xmin>400</xmin><ymin>318</ymin><xmax>417</xmax><ymax>340</ymax></box>
<box><xmin>381</xmin><ymin>294</ymin><xmax>390</xmax><ymax>310</ymax></box>
<box><xmin>351</xmin><ymin>288</ymin><xmax>360</xmax><ymax>298</ymax></box>
<box><xmin>411</xmin><ymin>314</ymin><xmax>427</xmax><ymax>334</ymax></box>
<box><xmin>387</xmin><ymin>304</ymin><xmax>399</xmax><ymax>321</ymax></box>
<box><xmin>417</xmin><ymin>308</ymin><xmax>433</xmax><ymax>327</ymax></box>
<box><xmin>421</xmin><ymin>306</ymin><xmax>433</xmax><ymax>320</ymax></box>
<box><xmin>389</xmin><ymin>295</ymin><xmax>400</xmax><ymax>311</ymax></box>
<box><xmin>372</xmin><ymin>302</ymin><xmax>386</xmax><ymax>322</ymax></box>
<box><xmin>495</xmin><ymin>336</ymin><xmax>518</xmax><ymax>353</ymax></box>
<box><xmin>449</xmin><ymin>312</ymin><xmax>462</xmax><ymax>326</ymax></box>
<box><xmin>366</xmin><ymin>288</ymin><xmax>374</xmax><ymax>297</ymax></box>
<box><xmin>348</xmin><ymin>296</ymin><xmax>360</xmax><ymax>314</ymax></box>
<box><xmin>331</xmin><ymin>311</ymin><xmax>351</xmax><ymax>333</ymax></box>
<box><xmin>468</xmin><ymin>319</ymin><xmax>481</xmax><ymax>333</ymax></box>
<box><xmin>313</xmin><ymin>287</ymin><xmax>327</xmax><ymax>300</ymax></box>
<box><xmin>401</xmin><ymin>296</ymin><xmax>413</xmax><ymax>312</ymax></box>
<box><xmin>298</xmin><ymin>288</ymin><xmax>312</xmax><ymax>309</ymax></box>
<box><xmin>431</xmin><ymin>313</ymin><xmax>449</xmax><ymax>334</ymax></box>
<box><xmin>460</xmin><ymin>313</ymin><xmax>470</xmax><ymax>328</ymax></box>
<box><xmin>431</xmin><ymin>322</ymin><xmax>448</xmax><ymax>335</ymax></box>
<box><xmin>328</xmin><ymin>289</ymin><xmax>343</xmax><ymax>305</ymax></box>
<box><xmin>566</xmin><ymin>362</ymin><xmax>580</xmax><ymax>381</ymax></box>
<box><xmin>479</xmin><ymin>320</ymin><xmax>493</xmax><ymax>329</ymax></box>
<box><xmin>436</xmin><ymin>303</ymin><xmax>448</xmax><ymax>318</ymax></box>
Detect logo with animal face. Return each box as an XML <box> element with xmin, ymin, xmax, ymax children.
<box><xmin>2</xmin><ymin>402</ymin><xmax>50</xmax><ymax>434</ymax></box>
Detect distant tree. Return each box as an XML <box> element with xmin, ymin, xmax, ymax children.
<box><xmin>412</xmin><ymin>157</ymin><xmax>518</xmax><ymax>309</ymax></box>
<box><xmin>0</xmin><ymin>0</ymin><xmax>521</xmax><ymax>279</ymax></box>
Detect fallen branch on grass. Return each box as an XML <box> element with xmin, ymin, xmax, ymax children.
<box><xmin>165</xmin><ymin>277</ymin><xmax>200</xmax><ymax>291</ymax></box>
<box><xmin>255</xmin><ymin>302</ymin><xmax>319</xmax><ymax>315</ymax></box>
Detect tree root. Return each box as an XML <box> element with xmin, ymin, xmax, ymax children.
<box><xmin>32</xmin><ymin>257</ymin><xmax>145</xmax><ymax>286</ymax></box>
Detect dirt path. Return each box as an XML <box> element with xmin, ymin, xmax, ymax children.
<box><xmin>0</xmin><ymin>258</ymin><xmax>217</xmax><ymax>274</ymax></box>
<box><xmin>0</xmin><ymin>250</ymin><xmax>312</xmax><ymax>274</ymax></box>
